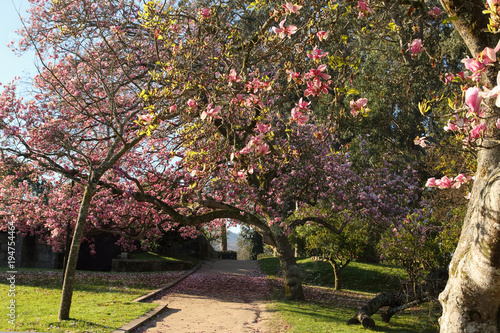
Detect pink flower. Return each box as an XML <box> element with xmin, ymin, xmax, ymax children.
<box><xmin>444</xmin><ymin>121</ymin><xmax>459</xmax><ymax>132</ymax></box>
<box><xmin>496</xmin><ymin>118</ymin><xmax>500</xmax><ymax>129</ymax></box>
<box><xmin>291</xmin><ymin>109</ymin><xmax>309</xmax><ymax>125</ymax></box>
<box><xmin>317</xmin><ymin>31</ymin><xmax>329</xmax><ymax>41</ymax></box>
<box><xmin>437</xmin><ymin>176</ymin><xmax>452</xmax><ymax>189</ymax></box>
<box><xmin>306</xmin><ymin>64</ymin><xmax>331</xmax><ymax>80</ymax></box>
<box><xmin>452</xmin><ymin>173</ymin><xmax>471</xmax><ymax>189</ymax></box>
<box><xmin>272</xmin><ymin>19</ymin><xmax>297</xmax><ymax>38</ymax></box>
<box><xmin>256</xmin><ymin>143</ymin><xmax>270</xmax><ymax>155</ymax></box>
<box><xmin>462</xmin><ymin>57</ymin><xmax>485</xmax><ymax>74</ymax></box>
<box><xmin>444</xmin><ymin>73</ymin><xmax>455</xmax><ymax>83</ymax></box>
<box><xmin>307</xmin><ymin>47</ymin><xmax>328</xmax><ymax>61</ymax></box>
<box><xmin>478</xmin><ymin>41</ymin><xmax>500</xmax><ymax>65</ymax></box>
<box><xmin>200</xmin><ymin>8</ymin><xmax>211</xmax><ymax>18</ymax></box>
<box><xmin>256</xmin><ymin>123</ymin><xmax>271</xmax><ymax>133</ymax></box>
<box><xmin>482</xmin><ymin>71</ymin><xmax>500</xmax><ymax>107</ymax></box>
<box><xmin>470</xmin><ymin>123</ymin><xmax>487</xmax><ymax>141</ymax></box>
<box><xmin>408</xmin><ymin>39</ymin><xmax>425</xmax><ymax>57</ymax></box>
<box><xmin>187</xmin><ymin>99</ymin><xmax>197</xmax><ymax>109</ymax></box>
<box><xmin>236</xmin><ymin>170</ymin><xmax>247</xmax><ymax>181</ymax></box>
<box><xmin>304</xmin><ymin>78</ymin><xmax>330</xmax><ymax>97</ymax></box>
<box><xmin>465</xmin><ymin>87</ymin><xmax>483</xmax><ymax>116</ymax></box>
<box><xmin>414</xmin><ymin>136</ymin><xmax>430</xmax><ymax>148</ymax></box>
<box><xmin>201</xmin><ymin>103</ymin><xmax>222</xmax><ymax>121</ymax></box>
<box><xmin>228</xmin><ymin>68</ymin><xmax>241</xmax><ymax>85</ymax></box>
<box><xmin>350</xmin><ymin>98</ymin><xmax>369</xmax><ymax>117</ymax></box>
<box><xmin>293</xmin><ymin>98</ymin><xmax>311</xmax><ymax>111</ymax></box>
<box><xmin>357</xmin><ymin>1</ymin><xmax>374</xmax><ymax>18</ymax></box>
<box><xmin>138</xmin><ymin>114</ymin><xmax>154</xmax><ymax>124</ymax></box>
<box><xmin>428</xmin><ymin>6</ymin><xmax>440</xmax><ymax>18</ymax></box>
<box><xmin>286</xmin><ymin>69</ymin><xmax>301</xmax><ymax>82</ymax></box>
<box><xmin>282</xmin><ymin>2</ymin><xmax>302</xmax><ymax>14</ymax></box>
<box><xmin>425</xmin><ymin>178</ymin><xmax>437</xmax><ymax>188</ymax></box>
<box><xmin>169</xmin><ymin>104</ymin><xmax>177</xmax><ymax>113</ymax></box>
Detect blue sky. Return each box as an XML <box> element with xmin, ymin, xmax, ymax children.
<box><xmin>0</xmin><ymin>0</ymin><xmax>36</xmax><ymax>85</ymax></box>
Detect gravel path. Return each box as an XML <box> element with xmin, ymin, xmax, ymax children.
<box><xmin>133</xmin><ymin>260</ymin><xmax>276</xmax><ymax>333</ymax></box>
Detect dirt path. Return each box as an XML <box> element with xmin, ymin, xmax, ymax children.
<box><xmin>133</xmin><ymin>260</ymin><xmax>276</xmax><ymax>333</ymax></box>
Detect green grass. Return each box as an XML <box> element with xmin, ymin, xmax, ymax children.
<box><xmin>258</xmin><ymin>257</ymin><xmax>440</xmax><ymax>333</ymax></box>
<box><xmin>0</xmin><ymin>267</ymin><xmax>185</xmax><ymax>333</ymax></box>
<box><xmin>129</xmin><ymin>251</ymin><xmax>201</xmax><ymax>265</ymax></box>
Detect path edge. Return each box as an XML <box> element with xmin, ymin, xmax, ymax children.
<box><xmin>110</xmin><ymin>261</ymin><xmax>203</xmax><ymax>333</ymax></box>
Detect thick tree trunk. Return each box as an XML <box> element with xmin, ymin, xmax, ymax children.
<box><xmin>438</xmin><ymin>151</ymin><xmax>500</xmax><ymax>332</ymax></box>
<box><xmin>58</xmin><ymin>183</ymin><xmax>97</xmax><ymax>320</ymax></box>
<box><xmin>347</xmin><ymin>289</ymin><xmax>428</xmax><ymax>328</ymax></box>
<box><xmin>437</xmin><ymin>1</ymin><xmax>500</xmax><ymax>331</ymax></box>
<box><xmin>273</xmin><ymin>228</ymin><xmax>305</xmax><ymax>300</ymax></box>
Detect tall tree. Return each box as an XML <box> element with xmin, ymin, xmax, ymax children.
<box><xmin>433</xmin><ymin>1</ymin><xmax>500</xmax><ymax>331</ymax></box>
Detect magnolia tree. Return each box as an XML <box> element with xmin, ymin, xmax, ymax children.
<box><xmin>129</xmin><ymin>0</ymin><xmax>429</xmax><ymax>301</ymax></box>
<box><xmin>3</xmin><ymin>0</ymin><xmax>500</xmax><ymax>330</ymax></box>
<box><xmin>0</xmin><ymin>0</ymin><xmax>185</xmax><ymax>320</ymax></box>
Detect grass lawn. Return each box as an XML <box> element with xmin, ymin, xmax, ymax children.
<box><xmin>0</xmin><ymin>266</ymin><xmax>186</xmax><ymax>332</ymax></box>
<box><xmin>259</xmin><ymin>257</ymin><xmax>440</xmax><ymax>333</ymax></box>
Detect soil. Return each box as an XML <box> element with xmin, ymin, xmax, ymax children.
<box><xmin>132</xmin><ymin>259</ymin><xmax>280</xmax><ymax>333</ymax></box>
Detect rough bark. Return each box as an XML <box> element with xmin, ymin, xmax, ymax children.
<box><xmin>272</xmin><ymin>227</ymin><xmax>305</xmax><ymax>301</ymax></box>
<box><xmin>438</xmin><ymin>0</ymin><xmax>500</xmax><ymax>331</ymax></box>
<box><xmin>348</xmin><ymin>268</ymin><xmax>448</xmax><ymax>328</ymax></box>
<box><xmin>58</xmin><ymin>182</ymin><xmax>97</xmax><ymax>320</ymax></box>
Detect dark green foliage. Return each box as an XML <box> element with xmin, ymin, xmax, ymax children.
<box><xmin>217</xmin><ymin>250</ymin><xmax>237</xmax><ymax>259</ymax></box>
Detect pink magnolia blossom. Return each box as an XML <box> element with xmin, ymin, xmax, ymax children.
<box><xmin>200</xmin><ymin>8</ymin><xmax>211</xmax><ymax>18</ymax></box>
<box><xmin>425</xmin><ymin>178</ymin><xmax>437</xmax><ymax>187</ymax></box>
<box><xmin>444</xmin><ymin>121</ymin><xmax>460</xmax><ymax>132</ymax></box>
<box><xmin>452</xmin><ymin>174</ymin><xmax>472</xmax><ymax>189</ymax></box>
<box><xmin>256</xmin><ymin>123</ymin><xmax>271</xmax><ymax>134</ymax></box>
<box><xmin>465</xmin><ymin>87</ymin><xmax>483</xmax><ymax>116</ymax></box>
<box><xmin>227</xmin><ymin>68</ymin><xmax>241</xmax><ymax>85</ymax></box>
<box><xmin>482</xmin><ymin>71</ymin><xmax>500</xmax><ymax>107</ymax></box>
<box><xmin>138</xmin><ymin>113</ymin><xmax>154</xmax><ymax>124</ymax></box>
<box><xmin>357</xmin><ymin>1</ymin><xmax>374</xmax><ymax>18</ymax></box>
<box><xmin>317</xmin><ymin>31</ymin><xmax>329</xmax><ymax>41</ymax></box>
<box><xmin>272</xmin><ymin>19</ymin><xmax>298</xmax><ymax>39</ymax></box>
<box><xmin>201</xmin><ymin>103</ymin><xmax>222</xmax><ymax>121</ymax></box>
<box><xmin>496</xmin><ymin>118</ymin><xmax>500</xmax><ymax>129</ymax></box>
<box><xmin>307</xmin><ymin>47</ymin><xmax>328</xmax><ymax>61</ymax></box>
<box><xmin>414</xmin><ymin>136</ymin><xmax>430</xmax><ymax>148</ymax></box>
<box><xmin>444</xmin><ymin>73</ymin><xmax>455</xmax><ymax>83</ymax></box>
<box><xmin>291</xmin><ymin>109</ymin><xmax>309</xmax><ymax>125</ymax></box>
<box><xmin>478</xmin><ymin>40</ymin><xmax>500</xmax><ymax>65</ymax></box>
<box><xmin>187</xmin><ymin>98</ymin><xmax>197</xmax><ymax>109</ymax></box>
<box><xmin>236</xmin><ymin>170</ymin><xmax>247</xmax><ymax>181</ymax></box>
<box><xmin>437</xmin><ymin>175</ymin><xmax>452</xmax><ymax>189</ymax></box>
<box><xmin>304</xmin><ymin>78</ymin><xmax>330</xmax><ymax>97</ymax></box>
<box><xmin>408</xmin><ymin>39</ymin><xmax>425</xmax><ymax>57</ymax></box>
<box><xmin>306</xmin><ymin>64</ymin><xmax>331</xmax><ymax>80</ymax></box>
<box><xmin>286</xmin><ymin>69</ymin><xmax>301</xmax><ymax>82</ymax></box>
<box><xmin>470</xmin><ymin>123</ymin><xmax>487</xmax><ymax>141</ymax></box>
<box><xmin>462</xmin><ymin>57</ymin><xmax>485</xmax><ymax>75</ymax></box>
<box><xmin>282</xmin><ymin>2</ymin><xmax>302</xmax><ymax>14</ymax></box>
<box><xmin>255</xmin><ymin>143</ymin><xmax>270</xmax><ymax>155</ymax></box>
<box><xmin>350</xmin><ymin>98</ymin><xmax>369</xmax><ymax>117</ymax></box>
<box><xmin>428</xmin><ymin>6</ymin><xmax>440</xmax><ymax>18</ymax></box>
<box><xmin>169</xmin><ymin>104</ymin><xmax>177</xmax><ymax>113</ymax></box>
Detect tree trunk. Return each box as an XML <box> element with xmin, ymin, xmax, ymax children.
<box><xmin>438</xmin><ymin>154</ymin><xmax>500</xmax><ymax>332</ymax></box>
<box><xmin>437</xmin><ymin>1</ymin><xmax>500</xmax><ymax>331</ymax></box>
<box><xmin>220</xmin><ymin>223</ymin><xmax>228</xmax><ymax>252</ymax></box>
<box><xmin>273</xmin><ymin>228</ymin><xmax>305</xmax><ymax>300</ymax></box>
<box><xmin>328</xmin><ymin>259</ymin><xmax>341</xmax><ymax>290</ymax></box>
<box><xmin>58</xmin><ymin>183</ymin><xmax>97</xmax><ymax>320</ymax></box>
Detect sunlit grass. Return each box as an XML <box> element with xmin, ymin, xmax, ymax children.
<box><xmin>0</xmin><ymin>268</ymin><xmax>185</xmax><ymax>333</ymax></box>
<box><xmin>259</xmin><ymin>257</ymin><xmax>440</xmax><ymax>333</ymax></box>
